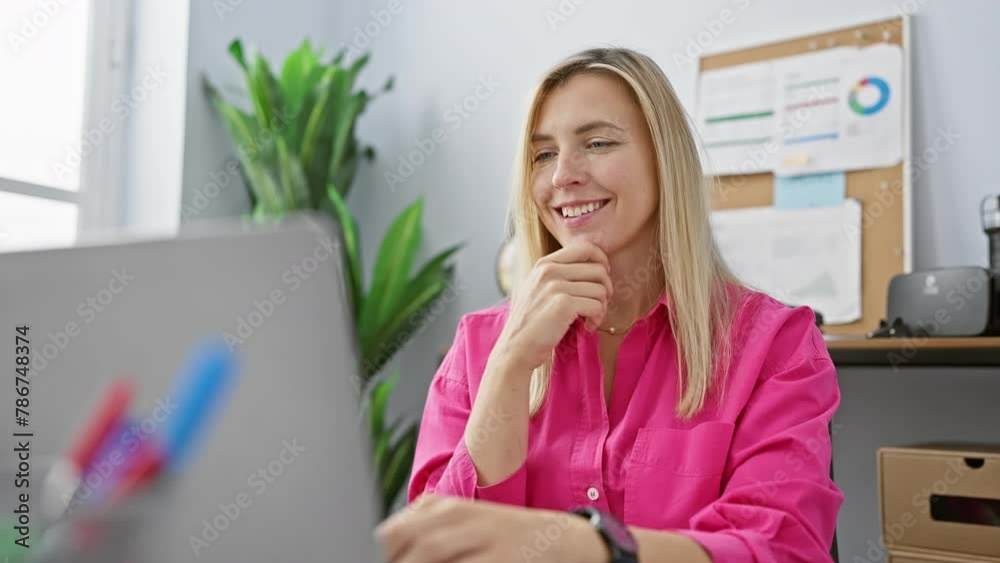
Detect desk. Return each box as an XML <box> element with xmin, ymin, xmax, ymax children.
<box><xmin>828</xmin><ymin>338</ymin><xmax>1000</xmax><ymax>562</ymax></box>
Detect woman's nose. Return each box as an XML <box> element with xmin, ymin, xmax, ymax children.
<box><xmin>552</xmin><ymin>152</ymin><xmax>587</xmax><ymax>189</ymax></box>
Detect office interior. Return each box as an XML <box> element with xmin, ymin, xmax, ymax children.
<box><xmin>1</xmin><ymin>1</ymin><xmax>998</xmax><ymax>562</ymax></box>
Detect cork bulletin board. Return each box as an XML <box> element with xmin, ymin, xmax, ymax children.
<box><xmin>699</xmin><ymin>16</ymin><xmax>911</xmax><ymax>336</ymax></box>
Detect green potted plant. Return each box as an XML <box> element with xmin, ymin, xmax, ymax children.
<box><xmin>205</xmin><ymin>38</ymin><xmax>461</xmax><ymax>515</ymax></box>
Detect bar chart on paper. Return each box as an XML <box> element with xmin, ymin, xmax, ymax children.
<box><xmin>711</xmin><ymin>200</ymin><xmax>862</xmax><ymax>324</ymax></box>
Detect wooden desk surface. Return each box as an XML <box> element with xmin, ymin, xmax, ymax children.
<box><xmin>824</xmin><ymin>336</ymin><xmax>1000</xmax><ymax>366</ymax></box>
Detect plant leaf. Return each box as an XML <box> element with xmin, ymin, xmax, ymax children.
<box><xmin>276</xmin><ymin>137</ymin><xmax>308</xmax><ymax>209</ymax></box>
<box><xmin>348</xmin><ymin>52</ymin><xmax>370</xmax><ymax>80</ymax></box>
<box><xmin>328</xmin><ymin>91</ymin><xmax>366</xmax><ymax>199</ymax></box>
<box><xmin>329</xmin><ymin>142</ymin><xmax>359</xmax><ymax>198</ymax></box>
<box><xmin>381</xmin><ymin>423</ymin><xmax>417</xmax><ymax>515</ymax></box>
<box><xmin>362</xmin><ymin>246</ymin><xmax>462</xmax><ymax>378</ymax></box>
<box><xmin>280</xmin><ymin>39</ymin><xmax>325</xmax><ymax>146</ymax></box>
<box><xmin>207</xmin><ymin>92</ymin><xmax>287</xmax><ymax>212</ymax></box>
<box><xmin>228</xmin><ymin>39</ymin><xmax>248</xmax><ymax>71</ymax></box>
<box><xmin>280</xmin><ymin>39</ymin><xmax>318</xmax><ymax>111</ymax></box>
<box><xmin>327</xmin><ymin>183</ymin><xmax>362</xmax><ymax>319</ymax></box>
<box><xmin>373</xmin><ymin>423</ymin><xmax>392</xmax><ymax>474</ymax></box>
<box><xmin>362</xmin><ymin>275</ymin><xmax>448</xmax><ymax>378</ymax></box>
<box><xmin>299</xmin><ymin>66</ymin><xmax>342</xmax><ymax>205</ymax></box>
<box><xmin>360</xmin><ymin>198</ymin><xmax>424</xmax><ymax>344</ymax></box>
<box><xmin>368</xmin><ymin>374</ymin><xmax>396</xmax><ymax>443</ymax></box>
<box><xmin>248</xmin><ymin>52</ymin><xmax>282</xmax><ymax>132</ymax></box>
<box><xmin>331</xmin><ymin>47</ymin><xmax>348</xmax><ymax>66</ymax></box>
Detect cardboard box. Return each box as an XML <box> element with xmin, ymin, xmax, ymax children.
<box><xmin>888</xmin><ymin>549</ymin><xmax>1000</xmax><ymax>562</ymax></box>
<box><xmin>878</xmin><ymin>444</ymin><xmax>1000</xmax><ymax>559</ymax></box>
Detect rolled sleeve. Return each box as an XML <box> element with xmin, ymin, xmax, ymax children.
<box><xmin>440</xmin><ymin>438</ymin><xmax>528</xmax><ymax>504</ymax></box>
<box><xmin>407</xmin><ymin>317</ymin><xmax>527</xmax><ymax>506</ymax></box>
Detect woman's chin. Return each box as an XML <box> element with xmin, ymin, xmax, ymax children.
<box><xmin>559</xmin><ymin>231</ymin><xmax>612</xmax><ymax>254</ymax></box>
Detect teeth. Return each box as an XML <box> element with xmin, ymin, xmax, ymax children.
<box><xmin>561</xmin><ymin>200</ymin><xmax>605</xmax><ymax>218</ymax></box>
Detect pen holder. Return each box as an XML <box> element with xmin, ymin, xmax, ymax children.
<box><xmin>0</xmin><ymin>459</ymin><xmax>164</xmax><ymax>563</ymax></box>
<box><xmin>0</xmin><ymin>457</ymin><xmax>60</xmax><ymax>563</ymax></box>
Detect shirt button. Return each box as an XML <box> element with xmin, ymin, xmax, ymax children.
<box><xmin>586</xmin><ymin>487</ymin><xmax>600</xmax><ymax>501</ymax></box>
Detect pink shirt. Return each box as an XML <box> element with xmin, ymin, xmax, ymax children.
<box><xmin>409</xmin><ymin>289</ymin><xmax>843</xmax><ymax>562</ymax></box>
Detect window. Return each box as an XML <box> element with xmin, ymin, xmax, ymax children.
<box><xmin>0</xmin><ymin>0</ymin><xmax>127</xmax><ymax>251</ymax></box>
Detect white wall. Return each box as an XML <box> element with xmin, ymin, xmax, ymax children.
<box><xmin>339</xmin><ymin>0</ymin><xmax>999</xmax><ymax>417</ymax></box>
<box><xmin>178</xmin><ymin>0</ymin><xmax>362</xmax><ymax>224</ymax></box>
<box><xmin>137</xmin><ymin>1</ymin><xmax>1000</xmax><ymax>400</ymax></box>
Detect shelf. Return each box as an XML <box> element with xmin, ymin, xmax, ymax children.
<box><xmin>825</xmin><ymin>337</ymin><xmax>1000</xmax><ymax>366</ymax></box>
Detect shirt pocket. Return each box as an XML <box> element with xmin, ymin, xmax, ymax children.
<box><xmin>623</xmin><ymin>421</ymin><xmax>735</xmax><ymax>529</ymax></box>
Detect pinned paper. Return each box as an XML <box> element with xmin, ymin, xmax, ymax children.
<box><xmin>780</xmin><ymin>152</ymin><xmax>810</xmax><ymax>167</ymax></box>
<box><xmin>695</xmin><ymin>60</ymin><xmax>777</xmax><ymax>176</ymax></box>
<box><xmin>774</xmin><ymin>44</ymin><xmax>903</xmax><ymax>175</ymax></box>
<box><xmin>711</xmin><ymin>200</ymin><xmax>862</xmax><ymax>324</ymax></box>
<box><xmin>774</xmin><ymin>171</ymin><xmax>846</xmax><ymax>209</ymax></box>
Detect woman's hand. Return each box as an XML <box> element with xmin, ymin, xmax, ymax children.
<box><xmin>496</xmin><ymin>241</ymin><xmax>613</xmax><ymax>373</ymax></box>
<box><xmin>376</xmin><ymin>495</ymin><xmax>606</xmax><ymax>563</ymax></box>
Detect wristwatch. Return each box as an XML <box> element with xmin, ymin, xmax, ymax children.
<box><xmin>571</xmin><ymin>506</ymin><xmax>639</xmax><ymax>563</ymax></box>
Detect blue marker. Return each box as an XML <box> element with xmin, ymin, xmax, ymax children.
<box><xmin>160</xmin><ymin>339</ymin><xmax>239</xmax><ymax>472</ymax></box>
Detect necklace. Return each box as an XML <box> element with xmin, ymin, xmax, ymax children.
<box><xmin>596</xmin><ymin>320</ymin><xmax>637</xmax><ymax>336</ymax></box>
<box><xmin>596</xmin><ymin>287</ymin><xmax>664</xmax><ymax>335</ymax></box>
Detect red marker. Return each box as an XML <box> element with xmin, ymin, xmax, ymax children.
<box><xmin>42</xmin><ymin>377</ymin><xmax>135</xmax><ymax>521</ymax></box>
<box><xmin>108</xmin><ymin>440</ymin><xmax>163</xmax><ymax>504</ymax></box>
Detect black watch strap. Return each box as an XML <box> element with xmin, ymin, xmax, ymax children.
<box><xmin>572</xmin><ymin>506</ymin><xmax>639</xmax><ymax>563</ymax></box>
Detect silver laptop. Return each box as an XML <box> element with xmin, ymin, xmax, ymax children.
<box><xmin>0</xmin><ymin>216</ymin><xmax>381</xmax><ymax>562</ymax></box>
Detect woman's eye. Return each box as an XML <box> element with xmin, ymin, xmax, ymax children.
<box><xmin>533</xmin><ymin>151</ymin><xmax>555</xmax><ymax>163</ymax></box>
<box><xmin>588</xmin><ymin>140</ymin><xmax>614</xmax><ymax>149</ymax></box>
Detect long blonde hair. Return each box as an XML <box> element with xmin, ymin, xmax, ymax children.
<box><xmin>507</xmin><ymin>47</ymin><xmax>741</xmax><ymax>419</ymax></box>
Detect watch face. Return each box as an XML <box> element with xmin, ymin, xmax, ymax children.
<box><xmin>599</xmin><ymin>511</ymin><xmax>638</xmax><ymax>554</ymax></box>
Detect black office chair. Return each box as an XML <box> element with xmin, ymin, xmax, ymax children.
<box><xmin>829</xmin><ymin>422</ymin><xmax>839</xmax><ymax>562</ymax></box>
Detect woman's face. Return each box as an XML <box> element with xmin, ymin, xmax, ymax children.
<box><xmin>529</xmin><ymin>71</ymin><xmax>659</xmax><ymax>256</ymax></box>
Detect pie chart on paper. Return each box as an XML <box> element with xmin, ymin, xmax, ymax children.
<box><xmin>848</xmin><ymin>76</ymin><xmax>890</xmax><ymax>116</ymax></box>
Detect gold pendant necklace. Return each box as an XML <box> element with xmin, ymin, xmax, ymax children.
<box><xmin>597</xmin><ymin>289</ymin><xmax>661</xmax><ymax>335</ymax></box>
<box><xmin>596</xmin><ymin>319</ymin><xmax>638</xmax><ymax>336</ymax></box>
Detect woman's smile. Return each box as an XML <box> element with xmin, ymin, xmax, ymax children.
<box><xmin>554</xmin><ymin>198</ymin><xmax>612</xmax><ymax>228</ymax></box>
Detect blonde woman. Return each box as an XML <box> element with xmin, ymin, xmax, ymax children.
<box><xmin>377</xmin><ymin>47</ymin><xmax>842</xmax><ymax>563</ymax></box>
